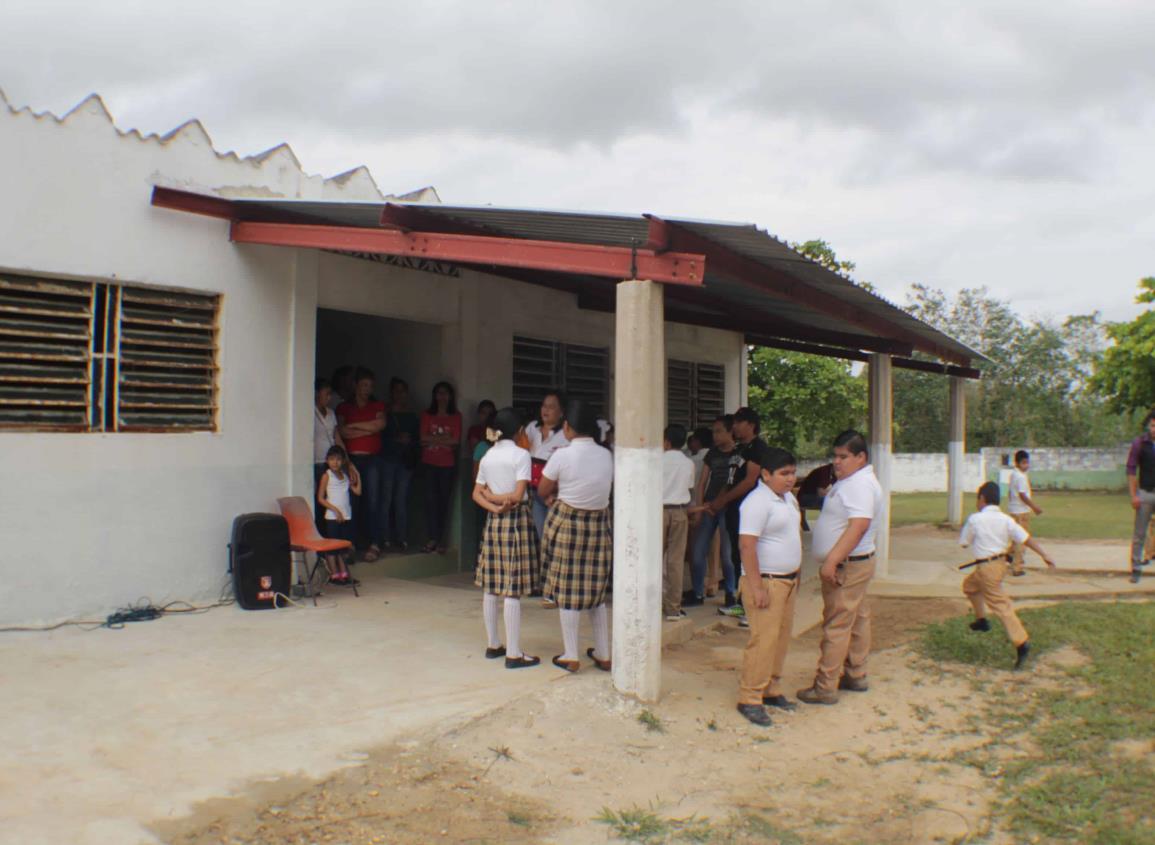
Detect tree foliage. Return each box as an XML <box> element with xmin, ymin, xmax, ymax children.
<box><xmin>1090</xmin><ymin>277</ymin><xmax>1155</xmax><ymax>415</ymax></box>
<box><xmin>897</xmin><ymin>286</ymin><xmax>1131</xmax><ymax>449</ymax></box>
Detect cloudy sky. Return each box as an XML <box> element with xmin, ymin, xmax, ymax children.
<box><xmin>4</xmin><ymin>1</ymin><xmax>1152</xmax><ymax>322</ymax></box>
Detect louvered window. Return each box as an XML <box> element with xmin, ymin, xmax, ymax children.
<box><xmin>0</xmin><ymin>273</ymin><xmax>219</xmax><ymax>432</ymax></box>
<box><xmin>512</xmin><ymin>336</ymin><xmax>609</xmax><ymax>420</ymax></box>
<box><xmin>667</xmin><ymin>359</ymin><xmax>726</xmax><ymax>430</ymax></box>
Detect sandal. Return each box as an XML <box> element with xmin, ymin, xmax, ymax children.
<box><xmin>505</xmin><ymin>655</ymin><xmax>541</xmax><ymax>669</ymax></box>
<box><xmin>552</xmin><ymin>655</ymin><xmax>580</xmax><ymax>673</ymax></box>
<box><xmin>485</xmin><ymin>646</ymin><xmax>506</xmax><ymax>659</ymax></box>
<box><xmin>586</xmin><ymin>647</ymin><xmax>611</xmax><ymax>672</ymax></box>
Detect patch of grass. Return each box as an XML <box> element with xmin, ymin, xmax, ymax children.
<box><xmin>595</xmin><ymin>806</ymin><xmax>669</xmax><ymax>843</ymax></box>
<box><xmin>706</xmin><ymin>718</ymin><xmax>718</xmax><ymax>732</ymax></box>
<box><xmin>891</xmin><ymin>490</ymin><xmax>1131</xmax><ymax>539</ymax></box>
<box><xmin>638</xmin><ymin>709</ymin><xmax>665</xmax><ymax>733</ymax></box>
<box><xmin>506</xmin><ymin>809</ymin><xmax>532</xmax><ymax>827</ymax></box>
<box><xmin>917</xmin><ymin>600</ymin><xmax>1155</xmax><ymax>842</ymax></box>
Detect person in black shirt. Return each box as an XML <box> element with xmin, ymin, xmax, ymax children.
<box><xmin>705</xmin><ymin>407</ymin><xmax>772</xmax><ymax>616</ymax></box>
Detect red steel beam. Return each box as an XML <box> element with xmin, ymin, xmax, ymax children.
<box><xmin>229</xmin><ymin>221</ymin><xmax>705</xmax><ymax>285</ymax></box>
<box><xmin>152</xmin><ymin>185</ymin><xmax>235</xmax><ymax>219</ymax></box>
<box><xmin>649</xmin><ymin>215</ymin><xmax>970</xmax><ymax>366</ymax></box>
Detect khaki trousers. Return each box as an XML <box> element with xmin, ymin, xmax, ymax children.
<box><xmin>1009</xmin><ymin>512</ymin><xmax>1031</xmax><ymax>573</ymax></box>
<box><xmin>706</xmin><ymin>531</ymin><xmax>721</xmax><ymax>596</ymax></box>
<box><xmin>814</xmin><ymin>558</ymin><xmax>875</xmax><ymax>692</ymax></box>
<box><xmin>963</xmin><ymin>559</ymin><xmax>1028</xmax><ymax>646</ymax></box>
<box><xmin>738</xmin><ymin>575</ymin><xmax>798</xmax><ymax>705</ymax></box>
<box><xmin>662</xmin><ymin>508</ymin><xmax>689</xmax><ymax>616</ymax></box>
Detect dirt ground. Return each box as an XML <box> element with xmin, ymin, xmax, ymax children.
<box><xmin>153</xmin><ymin>597</ymin><xmax>1058</xmax><ymax>845</ymax></box>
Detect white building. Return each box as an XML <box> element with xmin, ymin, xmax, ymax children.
<box><xmin>0</xmin><ymin>90</ymin><xmax>980</xmax><ymax>699</ymax></box>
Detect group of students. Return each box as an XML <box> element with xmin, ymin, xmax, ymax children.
<box><xmin>312</xmin><ymin>366</ymin><xmax>471</xmax><ymax>583</ymax></box>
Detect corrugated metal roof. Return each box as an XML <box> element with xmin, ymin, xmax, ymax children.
<box><xmin>228</xmin><ymin>197</ymin><xmax>984</xmax><ymax>365</ymax></box>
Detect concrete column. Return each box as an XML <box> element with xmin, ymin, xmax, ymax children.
<box><xmin>868</xmin><ymin>353</ymin><xmax>893</xmax><ymax>577</ymax></box>
<box><xmin>947</xmin><ymin>376</ymin><xmax>967</xmax><ymax>526</ymax></box>
<box><xmin>612</xmin><ymin>279</ymin><xmax>665</xmax><ymax>702</ymax></box>
<box><xmin>287</xmin><ymin>249</ymin><xmax>319</xmax><ymax>501</ymax></box>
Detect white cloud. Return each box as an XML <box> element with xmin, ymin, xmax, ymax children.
<box><xmin>2</xmin><ymin>0</ymin><xmax>1152</xmax><ymax>321</ymax></box>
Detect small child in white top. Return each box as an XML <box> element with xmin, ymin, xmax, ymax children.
<box><xmin>661</xmin><ymin>425</ymin><xmax>697</xmax><ymax>620</ymax></box>
<box><xmin>316</xmin><ymin>445</ymin><xmax>361</xmax><ymax>585</ymax></box>
<box><xmin>1007</xmin><ymin>449</ymin><xmax>1043</xmax><ymax>575</ymax></box>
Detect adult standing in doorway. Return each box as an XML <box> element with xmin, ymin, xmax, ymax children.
<box><xmin>1126</xmin><ymin>410</ymin><xmax>1155</xmax><ymax>584</ymax></box>
<box><xmin>337</xmin><ymin>368</ymin><xmax>387</xmax><ymax>561</ymax></box>
<box><xmin>526</xmin><ymin>391</ymin><xmax>570</xmax><ymax>539</ymax></box>
<box><xmin>467</xmin><ymin>400</ymin><xmax>497</xmax><ymax>453</ymax></box>
<box><xmin>705</xmin><ymin>407</ymin><xmax>772</xmax><ymax>619</ymax></box>
<box><xmin>420</xmin><ymin>381</ymin><xmax>462</xmax><ymax>554</ymax></box>
<box><xmin>538</xmin><ymin>399</ymin><xmax>614</xmax><ymax>673</ymax></box>
<box><xmin>381</xmin><ymin>377</ymin><xmax>419</xmax><ymax>554</ymax></box>
<box><xmin>797</xmin><ymin>430</ymin><xmax>883</xmax><ymax>705</ymax></box>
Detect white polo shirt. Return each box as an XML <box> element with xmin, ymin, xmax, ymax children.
<box><xmin>1007</xmin><ymin>469</ymin><xmax>1032</xmax><ymax>515</ymax></box>
<box><xmin>313</xmin><ymin>406</ymin><xmax>338</xmax><ymax>464</ymax></box>
<box><xmin>475</xmin><ymin>440</ymin><xmax>532</xmax><ymax>498</ymax></box>
<box><xmin>542</xmin><ymin>437</ymin><xmax>613</xmax><ymax>510</ymax></box>
<box><xmin>812</xmin><ymin>464</ymin><xmax>884</xmax><ymax>561</ymax></box>
<box><xmin>662</xmin><ymin>449</ymin><xmax>696</xmax><ymax>506</ymax></box>
<box><xmin>739</xmin><ymin>482</ymin><xmax>802</xmax><ymax>575</ymax></box>
<box><xmin>960</xmin><ymin>505</ymin><xmax>1029</xmax><ymax>559</ymax></box>
<box><xmin>526</xmin><ymin>421</ymin><xmax>569</xmax><ymax>462</ymax></box>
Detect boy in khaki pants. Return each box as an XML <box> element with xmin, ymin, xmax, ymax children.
<box><xmin>735</xmin><ymin>448</ymin><xmax>802</xmax><ymax>727</ymax></box>
<box><xmin>960</xmin><ymin>482</ymin><xmax>1056</xmax><ymax>669</ymax></box>
<box><xmin>1007</xmin><ymin>450</ymin><xmax>1043</xmax><ymax>575</ymax></box>
<box><xmin>661</xmin><ymin>425</ymin><xmax>696</xmax><ymax>620</ymax></box>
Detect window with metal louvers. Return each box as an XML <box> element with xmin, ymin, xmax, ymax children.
<box><xmin>0</xmin><ymin>273</ymin><xmax>220</xmax><ymax>432</ymax></box>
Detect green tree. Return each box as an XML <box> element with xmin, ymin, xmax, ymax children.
<box><xmin>1090</xmin><ymin>277</ymin><xmax>1155</xmax><ymax>415</ymax></box>
<box><xmin>747</xmin><ymin>347</ymin><xmax>865</xmax><ymax>457</ymax></box>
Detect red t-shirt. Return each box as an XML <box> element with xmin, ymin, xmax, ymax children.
<box><xmin>420</xmin><ymin>411</ymin><xmax>462</xmax><ymax>468</ymax></box>
<box><xmin>337</xmin><ymin>400</ymin><xmax>386</xmax><ymax>455</ymax></box>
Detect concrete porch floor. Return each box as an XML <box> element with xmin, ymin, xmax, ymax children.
<box><xmin>4</xmin><ymin>529</ymin><xmax>1150</xmax><ymax>844</ymax></box>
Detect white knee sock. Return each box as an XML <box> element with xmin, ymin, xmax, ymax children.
<box><xmin>504</xmin><ymin>597</ymin><xmax>522</xmax><ymax>658</ymax></box>
<box><xmin>590</xmin><ymin>603</ymin><xmax>610</xmax><ymax>662</ymax></box>
<box><xmin>560</xmin><ymin>608</ymin><xmax>582</xmax><ymax>661</ymax></box>
<box><xmin>483</xmin><ymin>593</ymin><xmax>501</xmax><ymax>649</ymax></box>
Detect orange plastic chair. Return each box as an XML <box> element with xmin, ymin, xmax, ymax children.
<box><xmin>277</xmin><ymin>496</ymin><xmax>357</xmax><ymax>603</ymax></box>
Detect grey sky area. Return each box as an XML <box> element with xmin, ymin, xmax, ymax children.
<box><xmin>4</xmin><ymin>1</ymin><xmax>1152</xmax><ymax>322</ymax></box>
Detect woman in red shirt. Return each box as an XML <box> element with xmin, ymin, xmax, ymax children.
<box><xmin>337</xmin><ymin>368</ymin><xmax>387</xmax><ymax>561</ymax></box>
<box><xmin>420</xmin><ymin>381</ymin><xmax>463</xmax><ymax>554</ymax></box>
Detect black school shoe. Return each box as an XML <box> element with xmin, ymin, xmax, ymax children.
<box><xmin>1014</xmin><ymin>641</ymin><xmax>1032</xmax><ymax>670</ymax></box>
<box><xmin>970</xmin><ymin>618</ymin><xmax>992</xmax><ymax>632</ymax></box>
<box><xmin>762</xmin><ymin>695</ymin><xmax>797</xmax><ymax>711</ymax></box>
<box><xmin>485</xmin><ymin>646</ymin><xmax>507</xmax><ymax>659</ymax></box>
<box><xmin>737</xmin><ymin>703</ymin><xmax>772</xmax><ymax>727</ymax></box>
<box><xmin>682</xmin><ymin>593</ymin><xmax>705</xmax><ymax>607</ymax></box>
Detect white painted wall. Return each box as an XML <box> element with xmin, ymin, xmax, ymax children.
<box><xmin>799</xmin><ymin>453</ymin><xmax>986</xmax><ymax>493</ymax></box>
<box><xmin>0</xmin><ymin>96</ymin><xmax>383</xmax><ymax>625</ymax></box>
<box><xmin>0</xmin><ymin>94</ymin><xmax>748</xmax><ymax>626</ymax></box>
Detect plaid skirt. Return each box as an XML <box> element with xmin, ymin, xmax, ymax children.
<box><xmin>475</xmin><ymin>504</ymin><xmax>540</xmax><ymax>597</ymax></box>
<box><xmin>542</xmin><ymin>501</ymin><xmax>612</xmax><ymax>610</ymax></box>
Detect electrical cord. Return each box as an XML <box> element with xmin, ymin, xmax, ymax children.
<box><xmin>0</xmin><ymin>579</ymin><xmax>237</xmax><ymax>633</ymax></box>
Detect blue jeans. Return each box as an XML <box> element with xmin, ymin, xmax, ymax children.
<box><xmin>691</xmin><ymin>509</ymin><xmax>736</xmax><ymax>596</ymax></box>
<box><xmin>380</xmin><ymin>459</ymin><xmax>412</xmax><ymax>546</ymax></box>
<box><xmin>350</xmin><ymin>453</ymin><xmax>383</xmax><ymax>548</ymax></box>
<box><xmin>531</xmin><ymin>489</ymin><xmax>550</xmax><ymax>539</ymax></box>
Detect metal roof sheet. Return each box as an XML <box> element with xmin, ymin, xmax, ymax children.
<box><xmin>228</xmin><ymin>197</ymin><xmax>984</xmax><ymax>365</ymax></box>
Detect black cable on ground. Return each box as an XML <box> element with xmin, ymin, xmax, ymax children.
<box><xmin>0</xmin><ymin>582</ymin><xmax>236</xmax><ymax>633</ymax></box>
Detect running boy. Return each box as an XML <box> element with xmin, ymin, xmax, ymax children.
<box><xmin>960</xmin><ymin>482</ymin><xmax>1056</xmax><ymax>670</ymax></box>
<box><xmin>1007</xmin><ymin>450</ymin><xmax>1043</xmax><ymax>576</ymax></box>
<box><xmin>735</xmin><ymin>448</ymin><xmax>802</xmax><ymax>727</ymax></box>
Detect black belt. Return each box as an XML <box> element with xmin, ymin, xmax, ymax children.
<box><xmin>760</xmin><ymin>571</ymin><xmax>800</xmax><ymax>581</ymax></box>
<box><xmin>846</xmin><ymin>553</ymin><xmax>875</xmax><ymax>563</ymax></box>
<box><xmin>958</xmin><ymin>553</ymin><xmax>1011</xmax><ymax>571</ymax></box>
<box><xmin>663</xmin><ymin>504</ymin><xmax>688</xmax><ymax>510</ymax></box>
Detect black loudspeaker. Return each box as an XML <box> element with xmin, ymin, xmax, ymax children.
<box><xmin>229</xmin><ymin>513</ymin><xmax>291</xmax><ymax>610</ymax></box>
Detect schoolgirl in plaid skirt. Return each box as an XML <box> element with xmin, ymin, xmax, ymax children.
<box><xmin>472</xmin><ymin>408</ymin><xmax>541</xmax><ymax>669</ymax></box>
<box><xmin>538</xmin><ymin>399</ymin><xmax>614</xmax><ymax>674</ymax></box>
